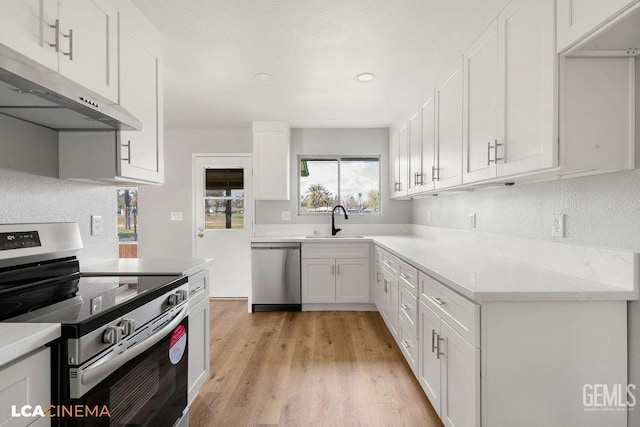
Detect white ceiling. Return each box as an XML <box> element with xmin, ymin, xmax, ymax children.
<box><xmin>131</xmin><ymin>0</ymin><xmax>510</xmax><ymax>129</ymax></box>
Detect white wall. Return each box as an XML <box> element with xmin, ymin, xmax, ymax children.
<box><xmin>0</xmin><ymin>115</ymin><xmax>117</xmax><ymax>265</ymax></box>
<box><xmin>137</xmin><ymin>128</ymin><xmax>252</xmax><ymax>258</ymax></box>
<box><xmin>255</xmin><ymin>128</ymin><xmax>411</xmax><ymax>226</ymax></box>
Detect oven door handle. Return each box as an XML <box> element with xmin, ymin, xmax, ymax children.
<box><xmin>81</xmin><ymin>304</ymin><xmax>188</xmax><ymax>387</ymax></box>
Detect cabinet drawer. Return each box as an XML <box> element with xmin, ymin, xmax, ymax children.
<box><xmin>188</xmin><ymin>269</ymin><xmax>209</xmax><ymax>307</ymax></box>
<box><xmin>399</xmin><ymin>314</ymin><xmax>419</xmax><ymax>373</ymax></box>
<box><xmin>419</xmin><ymin>272</ymin><xmax>480</xmax><ymax>347</ymax></box>
<box><xmin>302</xmin><ymin>243</ymin><xmax>370</xmax><ymax>259</ymax></box>
<box><xmin>381</xmin><ymin>250</ymin><xmax>399</xmax><ymax>274</ymax></box>
<box><xmin>399</xmin><ymin>285</ymin><xmax>418</xmax><ymax>333</ymax></box>
<box><xmin>398</xmin><ymin>260</ymin><xmax>418</xmax><ymax>292</ymax></box>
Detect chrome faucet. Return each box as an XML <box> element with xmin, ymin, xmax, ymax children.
<box><xmin>331</xmin><ymin>205</ymin><xmax>349</xmax><ymax>236</ymax></box>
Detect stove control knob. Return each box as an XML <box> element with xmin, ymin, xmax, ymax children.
<box><xmin>119</xmin><ymin>319</ymin><xmax>136</xmax><ymax>336</ymax></box>
<box><xmin>102</xmin><ymin>325</ymin><xmax>122</xmax><ymax>345</ymax></box>
<box><xmin>177</xmin><ymin>290</ymin><xmax>188</xmax><ymax>303</ymax></box>
<box><xmin>168</xmin><ymin>292</ymin><xmax>180</xmax><ymax>306</ymax></box>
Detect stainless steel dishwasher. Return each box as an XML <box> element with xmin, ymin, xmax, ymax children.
<box><xmin>251</xmin><ymin>242</ymin><xmax>301</xmax><ymax>312</ymax></box>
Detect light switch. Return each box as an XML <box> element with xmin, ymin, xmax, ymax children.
<box><xmin>171</xmin><ymin>211</ymin><xmax>184</xmax><ymax>221</ymax></box>
<box><xmin>281</xmin><ymin>211</ymin><xmax>291</xmax><ymax>221</ymax></box>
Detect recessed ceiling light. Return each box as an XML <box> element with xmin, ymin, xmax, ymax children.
<box><xmin>254</xmin><ymin>73</ymin><xmax>273</xmax><ymax>81</ymax></box>
<box><xmin>356</xmin><ymin>72</ymin><xmax>375</xmax><ymax>82</ymax></box>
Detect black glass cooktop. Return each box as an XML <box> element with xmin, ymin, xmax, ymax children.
<box><xmin>5</xmin><ymin>274</ymin><xmax>187</xmax><ymax>337</ymax></box>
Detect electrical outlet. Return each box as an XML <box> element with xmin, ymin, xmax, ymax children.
<box><xmin>170</xmin><ymin>211</ymin><xmax>184</xmax><ymax>221</ymax></box>
<box><xmin>469</xmin><ymin>213</ymin><xmax>476</xmax><ymax>229</ymax></box>
<box><xmin>91</xmin><ymin>215</ymin><xmax>103</xmax><ymax>236</ymax></box>
<box><xmin>281</xmin><ymin>211</ymin><xmax>291</xmax><ymax>221</ymax></box>
<box><xmin>552</xmin><ymin>214</ymin><xmax>565</xmax><ymax>237</ymax></box>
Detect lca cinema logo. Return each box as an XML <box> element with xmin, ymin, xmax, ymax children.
<box><xmin>11</xmin><ymin>404</ymin><xmax>111</xmax><ymax>419</ymax></box>
<box><xmin>583</xmin><ymin>384</ymin><xmax>637</xmax><ymax>412</ymax></box>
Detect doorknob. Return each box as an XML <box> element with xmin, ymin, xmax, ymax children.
<box><xmin>197</xmin><ymin>227</ymin><xmax>204</xmax><ymax>238</ymax></box>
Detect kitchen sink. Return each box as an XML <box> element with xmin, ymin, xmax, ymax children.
<box><xmin>305</xmin><ymin>235</ymin><xmax>364</xmax><ymax>239</ymax></box>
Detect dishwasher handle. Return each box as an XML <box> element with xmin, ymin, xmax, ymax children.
<box><xmin>251</xmin><ymin>242</ymin><xmax>301</xmax><ymax>249</ymax></box>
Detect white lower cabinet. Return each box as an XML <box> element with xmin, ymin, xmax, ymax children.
<box><xmin>419</xmin><ymin>299</ymin><xmax>480</xmax><ymax>427</ymax></box>
<box><xmin>301</xmin><ymin>243</ymin><xmax>370</xmax><ymax>305</ymax></box>
<box><xmin>0</xmin><ymin>348</ymin><xmax>51</xmax><ymax>427</ymax></box>
<box><xmin>187</xmin><ymin>269</ymin><xmax>210</xmax><ymax>405</ymax></box>
<box><xmin>302</xmin><ymin>258</ymin><xmax>369</xmax><ymax>303</ymax></box>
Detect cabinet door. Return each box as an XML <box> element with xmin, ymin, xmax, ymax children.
<box><xmin>302</xmin><ymin>258</ymin><xmax>336</xmax><ymax>303</ymax></box>
<box><xmin>407</xmin><ymin>109</ymin><xmax>423</xmax><ymax>194</ymax></box>
<box><xmin>254</xmin><ymin>131</ymin><xmax>290</xmax><ymax>200</ymax></box>
<box><xmin>335</xmin><ymin>258</ymin><xmax>370</xmax><ymax>303</ymax></box>
<box><xmin>117</xmin><ymin>3</ymin><xmax>164</xmax><ymax>184</ymax></box>
<box><xmin>496</xmin><ymin>0</ymin><xmax>556</xmax><ymax>178</ymax></box>
<box><xmin>374</xmin><ymin>260</ymin><xmax>383</xmax><ymax>310</ymax></box>
<box><xmin>188</xmin><ymin>296</ymin><xmax>210</xmax><ymax>405</ymax></box>
<box><xmin>397</xmin><ymin>123</ymin><xmax>409</xmax><ymax>197</ymax></box>
<box><xmin>389</xmin><ymin>131</ymin><xmax>401</xmax><ymax>199</ymax></box>
<box><xmin>58</xmin><ymin>0</ymin><xmax>119</xmax><ymax>101</ymax></box>
<box><xmin>0</xmin><ymin>0</ymin><xmax>58</xmax><ymax>71</ymax></box>
<box><xmin>440</xmin><ymin>321</ymin><xmax>480</xmax><ymax>427</ymax></box>
<box><xmin>420</xmin><ymin>92</ymin><xmax>437</xmax><ymax>191</ymax></box>
<box><xmin>419</xmin><ymin>300</ymin><xmax>442</xmax><ymax>416</ymax></box>
<box><xmin>435</xmin><ymin>59</ymin><xmax>464</xmax><ymax>190</ymax></box>
<box><xmin>556</xmin><ymin>0</ymin><xmax>639</xmax><ymax>52</ymax></box>
<box><xmin>0</xmin><ymin>347</ymin><xmax>51</xmax><ymax>427</ymax></box>
<box><xmin>388</xmin><ymin>274</ymin><xmax>400</xmax><ymax>338</ymax></box>
<box><xmin>463</xmin><ymin>19</ymin><xmax>498</xmax><ymax>184</ymax></box>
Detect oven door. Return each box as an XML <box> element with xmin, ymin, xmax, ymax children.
<box><xmin>67</xmin><ymin>304</ymin><xmax>189</xmax><ymax>426</ymax></box>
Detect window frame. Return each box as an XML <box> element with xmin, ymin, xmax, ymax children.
<box><xmin>297</xmin><ymin>154</ymin><xmax>381</xmax><ymax>216</ymax></box>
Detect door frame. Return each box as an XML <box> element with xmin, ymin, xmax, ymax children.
<box><xmin>191</xmin><ymin>153</ymin><xmax>253</xmax><ymax>258</ymax></box>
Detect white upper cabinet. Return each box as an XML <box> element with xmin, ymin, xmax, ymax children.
<box><xmin>408</xmin><ymin>109</ymin><xmax>423</xmax><ymax>194</ymax></box>
<box><xmin>0</xmin><ymin>0</ymin><xmax>119</xmax><ymax>102</ymax></box>
<box><xmin>556</xmin><ymin>0</ymin><xmax>640</xmax><ymax>52</ymax></box>
<box><xmin>118</xmin><ymin>0</ymin><xmax>164</xmax><ymax>184</ymax></box>
<box><xmin>435</xmin><ymin>59</ymin><xmax>464</xmax><ymax>190</ymax></box>
<box><xmin>57</xmin><ymin>0</ymin><xmax>119</xmax><ymax>101</ymax></box>
<box><xmin>390</xmin><ymin>123</ymin><xmax>409</xmax><ymax>199</ymax></box>
<box><xmin>463</xmin><ymin>20</ymin><xmax>499</xmax><ymax>184</ymax></box>
<box><xmin>496</xmin><ymin>0</ymin><xmax>557</xmax><ymax>178</ymax></box>
<box><xmin>253</xmin><ymin>122</ymin><xmax>291</xmax><ymax>201</ymax></box>
<box><xmin>419</xmin><ymin>92</ymin><xmax>437</xmax><ymax>191</ymax></box>
<box><xmin>0</xmin><ymin>0</ymin><xmax>59</xmax><ymax>70</ymax></box>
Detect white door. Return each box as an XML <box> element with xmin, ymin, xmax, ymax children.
<box><xmin>194</xmin><ymin>155</ymin><xmax>252</xmax><ymax>298</ymax></box>
<box><xmin>463</xmin><ymin>19</ymin><xmax>498</xmax><ymax>184</ymax></box>
<box><xmin>389</xmin><ymin>131</ymin><xmax>400</xmax><ymax>199</ymax></box>
<box><xmin>420</xmin><ymin>92</ymin><xmax>437</xmax><ymax>192</ymax></box>
<box><xmin>398</xmin><ymin>122</ymin><xmax>409</xmax><ymax>196</ymax></box>
<box><xmin>302</xmin><ymin>258</ymin><xmax>336</xmax><ymax>303</ymax></box>
<box><xmin>435</xmin><ymin>58</ymin><xmax>464</xmax><ymax>190</ymax></box>
<box><xmin>335</xmin><ymin>258</ymin><xmax>370</xmax><ymax>303</ymax></box>
<box><xmin>407</xmin><ymin>109</ymin><xmax>422</xmax><ymax>194</ymax></box>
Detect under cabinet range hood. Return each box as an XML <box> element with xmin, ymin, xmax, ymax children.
<box><xmin>0</xmin><ymin>45</ymin><xmax>141</xmax><ymax>131</ymax></box>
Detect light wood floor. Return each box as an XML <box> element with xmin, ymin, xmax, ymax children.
<box><xmin>190</xmin><ymin>300</ymin><xmax>443</xmax><ymax>426</ymax></box>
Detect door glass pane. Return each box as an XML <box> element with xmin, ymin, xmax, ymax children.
<box><xmin>204</xmin><ymin>168</ymin><xmax>244</xmax><ymax>229</ymax></box>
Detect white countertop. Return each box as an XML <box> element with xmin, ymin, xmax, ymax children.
<box><xmin>0</xmin><ymin>323</ymin><xmax>60</xmax><ymax>367</ymax></box>
<box><xmin>252</xmin><ymin>235</ymin><xmax>638</xmax><ymax>302</ymax></box>
<box><xmin>82</xmin><ymin>258</ymin><xmax>214</xmax><ymax>277</ymax></box>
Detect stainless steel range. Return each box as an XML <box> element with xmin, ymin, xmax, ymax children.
<box><xmin>0</xmin><ymin>223</ymin><xmax>189</xmax><ymax>426</ymax></box>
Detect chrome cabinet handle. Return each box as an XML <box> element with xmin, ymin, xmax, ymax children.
<box><xmin>121</xmin><ymin>141</ymin><xmax>131</xmax><ymax>163</ymax></box>
<box><xmin>401</xmin><ymin>339</ymin><xmax>412</xmax><ymax>349</ymax></box>
<box><xmin>400</xmin><ymin>303</ymin><xmax>410</xmax><ymax>310</ymax></box>
<box><xmin>400</xmin><ymin>272</ymin><xmax>410</xmax><ymax>279</ymax></box>
<box><xmin>487</xmin><ymin>141</ymin><xmax>493</xmax><ymax>165</ymax></box>
<box><xmin>47</xmin><ymin>19</ymin><xmax>60</xmax><ymax>52</ymax></box>
<box><xmin>436</xmin><ymin>335</ymin><xmax>445</xmax><ymax>359</ymax></box>
<box><xmin>376</xmin><ymin>272</ymin><xmax>381</xmax><ymax>283</ymax></box>
<box><xmin>383</xmin><ymin>279</ymin><xmax>388</xmax><ymax>294</ymax></box>
<box><xmin>431</xmin><ymin>329</ymin><xmax>437</xmax><ymax>353</ymax></box>
<box><xmin>431</xmin><ymin>166</ymin><xmax>439</xmax><ymax>181</ymax></box>
<box><xmin>494</xmin><ymin>140</ymin><xmax>503</xmax><ymax>162</ymax></box>
<box><xmin>431</xmin><ymin>296</ymin><xmax>444</xmax><ymax>305</ymax></box>
<box><xmin>190</xmin><ymin>285</ymin><xmax>206</xmax><ymax>295</ymax></box>
<box><xmin>416</xmin><ymin>173</ymin><xmax>423</xmax><ymax>186</ymax></box>
<box><xmin>62</xmin><ymin>28</ymin><xmax>73</xmax><ymax>60</ymax></box>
